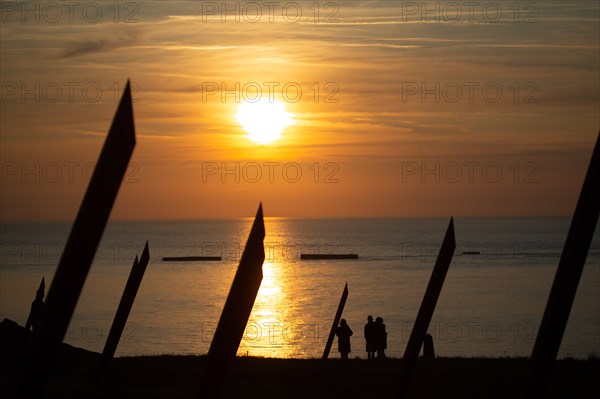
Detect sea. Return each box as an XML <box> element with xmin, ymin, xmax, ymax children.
<box><xmin>0</xmin><ymin>217</ymin><xmax>598</xmax><ymax>359</ymax></box>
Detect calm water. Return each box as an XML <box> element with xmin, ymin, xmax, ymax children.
<box><xmin>0</xmin><ymin>217</ymin><xmax>598</xmax><ymax>359</ymax></box>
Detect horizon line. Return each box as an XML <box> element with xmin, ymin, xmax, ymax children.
<box><xmin>0</xmin><ymin>214</ymin><xmax>574</xmax><ymax>224</ymax></box>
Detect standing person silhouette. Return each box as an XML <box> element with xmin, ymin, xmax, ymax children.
<box><xmin>364</xmin><ymin>315</ymin><xmax>376</xmax><ymax>359</ymax></box>
<box><xmin>336</xmin><ymin>319</ymin><xmax>353</xmax><ymax>359</ymax></box>
<box><xmin>375</xmin><ymin>316</ymin><xmax>387</xmax><ymax>359</ymax></box>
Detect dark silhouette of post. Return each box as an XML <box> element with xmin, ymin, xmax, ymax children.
<box><xmin>99</xmin><ymin>242</ymin><xmax>150</xmax><ymax>378</ymax></box>
<box><xmin>397</xmin><ymin>218</ymin><xmax>455</xmax><ymax>398</ymax></box>
<box><xmin>528</xmin><ymin>132</ymin><xmax>600</xmax><ymax>398</ymax></box>
<box><xmin>199</xmin><ymin>204</ymin><xmax>265</xmax><ymax>398</ymax></box>
<box><xmin>25</xmin><ymin>277</ymin><xmax>45</xmax><ymax>332</ymax></box>
<box><xmin>322</xmin><ymin>282</ymin><xmax>349</xmax><ymax>359</ymax></box>
<box><xmin>423</xmin><ymin>333</ymin><xmax>435</xmax><ymax>360</ymax></box>
<box><xmin>19</xmin><ymin>81</ymin><xmax>136</xmax><ymax>397</ymax></box>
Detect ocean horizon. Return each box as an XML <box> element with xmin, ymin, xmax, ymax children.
<box><xmin>1</xmin><ymin>216</ymin><xmax>598</xmax><ymax>359</ymax></box>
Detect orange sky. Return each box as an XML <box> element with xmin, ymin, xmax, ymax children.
<box><xmin>1</xmin><ymin>1</ymin><xmax>599</xmax><ymax>221</ymax></box>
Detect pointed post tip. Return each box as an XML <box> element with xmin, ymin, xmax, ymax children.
<box><xmin>251</xmin><ymin>203</ymin><xmax>265</xmax><ymax>239</ymax></box>
<box><xmin>109</xmin><ymin>79</ymin><xmax>136</xmax><ymax>148</ymax></box>
<box><xmin>121</xmin><ymin>79</ymin><xmax>132</xmax><ymax>103</ymax></box>
<box><xmin>446</xmin><ymin>217</ymin><xmax>455</xmax><ymax>242</ymax></box>
<box><xmin>123</xmin><ymin>79</ymin><xmax>133</xmax><ymax>99</ymax></box>
<box><xmin>139</xmin><ymin>242</ymin><xmax>150</xmax><ymax>266</ymax></box>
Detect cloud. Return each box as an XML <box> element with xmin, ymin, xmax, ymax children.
<box><xmin>60</xmin><ymin>30</ymin><xmax>140</xmax><ymax>58</ymax></box>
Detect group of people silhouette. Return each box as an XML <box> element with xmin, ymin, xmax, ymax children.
<box><xmin>335</xmin><ymin>315</ymin><xmax>387</xmax><ymax>359</ymax></box>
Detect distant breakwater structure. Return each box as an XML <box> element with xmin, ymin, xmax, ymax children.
<box><xmin>300</xmin><ymin>253</ymin><xmax>359</xmax><ymax>260</ymax></box>
<box><xmin>162</xmin><ymin>256</ymin><xmax>222</xmax><ymax>262</ymax></box>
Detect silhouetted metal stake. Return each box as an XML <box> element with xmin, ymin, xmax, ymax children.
<box><xmin>19</xmin><ymin>81</ymin><xmax>136</xmax><ymax>397</ymax></box>
<box><xmin>322</xmin><ymin>282</ymin><xmax>349</xmax><ymax>359</ymax></box>
<box><xmin>25</xmin><ymin>277</ymin><xmax>45</xmax><ymax>332</ymax></box>
<box><xmin>98</xmin><ymin>241</ymin><xmax>150</xmax><ymax>378</ymax></box>
<box><xmin>397</xmin><ymin>218</ymin><xmax>455</xmax><ymax>398</ymax></box>
<box><xmin>528</xmin><ymin>132</ymin><xmax>600</xmax><ymax>398</ymax></box>
<box><xmin>423</xmin><ymin>333</ymin><xmax>435</xmax><ymax>360</ymax></box>
<box><xmin>200</xmin><ymin>204</ymin><xmax>265</xmax><ymax>398</ymax></box>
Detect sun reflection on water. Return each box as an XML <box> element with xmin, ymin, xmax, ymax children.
<box><xmin>251</xmin><ymin>262</ymin><xmax>283</xmax><ymax>320</ymax></box>
<box><xmin>237</xmin><ymin>254</ymin><xmax>320</xmax><ymax>358</ymax></box>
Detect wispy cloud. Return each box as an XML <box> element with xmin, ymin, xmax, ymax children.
<box><xmin>60</xmin><ymin>30</ymin><xmax>140</xmax><ymax>58</ymax></box>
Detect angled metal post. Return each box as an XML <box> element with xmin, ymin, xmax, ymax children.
<box><xmin>98</xmin><ymin>241</ymin><xmax>150</xmax><ymax>378</ymax></box>
<box><xmin>24</xmin><ymin>277</ymin><xmax>45</xmax><ymax>333</ymax></box>
<box><xmin>528</xmin><ymin>132</ymin><xmax>600</xmax><ymax>398</ymax></box>
<box><xmin>19</xmin><ymin>81</ymin><xmax>136</xmax><ymax>397</ymax></box>
<box><xmin>199</xmin><ymin>204</ymin><xmax>265</xmax><ymax>398</ymax></box>
<box><xmin>397</xmin><ymin>217</ymin><xmax>456</xmax><ymax>398</ymax></box>
<box><xmin>322</xmin><ymin>282</ymin><xmax>349</xmax><ymax>359</ymax></box>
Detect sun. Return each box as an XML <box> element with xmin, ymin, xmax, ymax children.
<box><xmin>236</xmin><ymin>99</ymin><xmax>294</xmax><ymax>144</ymax></box>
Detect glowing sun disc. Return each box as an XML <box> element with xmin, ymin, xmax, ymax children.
<box><xmin>236</xmin><ymin>99</ymin><xmax>293</xmax><ymax>144</ymax></box>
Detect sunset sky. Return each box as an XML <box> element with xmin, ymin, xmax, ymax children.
<box><xmin>1</xmin><ymin>1</ymin><xmax>598</xmax><ymax>221</ymax></box>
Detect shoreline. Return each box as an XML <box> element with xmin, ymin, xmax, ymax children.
<box><xmin>2</xmin><ymin>319</ymin><xmax>598</xmax><ymax>398</ymax></box>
